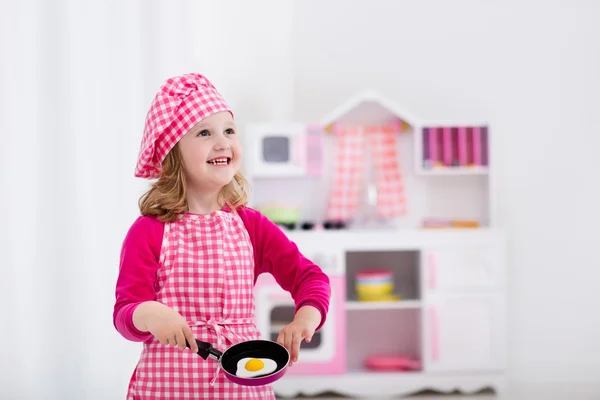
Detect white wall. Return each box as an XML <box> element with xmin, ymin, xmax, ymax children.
<box><xmin>0</xmin><ymin>1</ymin><xmax>202</xmax><ymax>399</ymax></box>
<box><xmin>189</xmin><ymin>0</ymin><xmax>295</xmax><ymax>176</ymax></box>
<box><xmin>291</xmin><ymin>0</ymin><xmax>600</xmax><ymax>386</ymax></box>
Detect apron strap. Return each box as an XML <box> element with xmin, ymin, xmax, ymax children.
<box><xmin>192</xmin><ymin>317</ymin><xmax>255</xmax><ymax>386</ymax></box>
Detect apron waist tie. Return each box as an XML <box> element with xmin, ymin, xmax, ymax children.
<box><xmin>192</xmin><ymin>317</ymin><xmax>254</xmax><ymax>386</ymax></box>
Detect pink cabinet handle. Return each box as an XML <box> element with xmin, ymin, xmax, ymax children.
<box><xmin>430</xmin><ymin>307</ymin><xmax>439</xmax><ymax>361</ymax></box>
<box><xmin>428</xmin><ymin>252</ymin><xmax>438</xmax><ymax>289</ymax></box>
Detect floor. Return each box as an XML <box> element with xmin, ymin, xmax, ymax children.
<box><xmin>277</xmin><ymin>397</ymin><xmax>595</xmax><ymax>400</ymax></box>
<box><xmin>275</xmin><ymin>387</ymin><xmax>600</xmax><ymax>399</ymax></box>
<box><xmin>275</xmin><ymin>396</ymin><xmax>496</xmax><ymax>400</ymax></box>
<box><xmin>277</xmin><ymin>396</ymin><xmax>596</xmax><ymax>400</ymax></box>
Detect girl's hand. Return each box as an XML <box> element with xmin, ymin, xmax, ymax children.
<box><xmin>133</xmin><ymin>301</ymin><xmax>198</xmax><ymax>352</ymax></box>
<box><xmin>276</xmin><ymin>305</ymin><xmax>321</xmax><ymax>366</ymax></box>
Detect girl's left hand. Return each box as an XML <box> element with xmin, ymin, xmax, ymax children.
<box><xmin>276</xmin><ymin>305</ymin><xmax>321</xmax><ymax>366</ymax></box>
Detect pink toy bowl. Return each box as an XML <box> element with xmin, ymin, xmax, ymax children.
<box><xmin>356</xmin><ymin>269</ymin><xmax>393</xmax><ymax>282</ymax></box>
<box><xmin>364</xmin><ymin>354</ymin><xmax>422</xmax><ymax>372</ymax></box>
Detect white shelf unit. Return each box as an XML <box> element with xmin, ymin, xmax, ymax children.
<box><xmin>269</xmin><ymin>229</ymin><xmax>507</xmax><ymax>398</ymax></box>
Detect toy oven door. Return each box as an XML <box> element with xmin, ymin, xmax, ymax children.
<box><xmin>254</xmin><ymin>273</ymin><xmax>346</xmax><ymax>375</ymax></box>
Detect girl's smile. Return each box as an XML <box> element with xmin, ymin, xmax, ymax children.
<box><xmin>207</xmin><ymin>157</ymin><xmax>231</xmax><ymax>166</ymax></box>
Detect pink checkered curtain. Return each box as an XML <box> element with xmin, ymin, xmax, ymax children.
<box><xmin>368</xmin><ymin>124</ymin><xmax>407</xmax><ymax>217</ymax></box>
<box><xmin>326</xmin><ymin>126</ymin><xmax>366</xmax><ymax>222</ymax></box>
<box><xmin>326</xmin><ymin>124</ymin><xmax>407</xmax><ymax>223</ymax></box>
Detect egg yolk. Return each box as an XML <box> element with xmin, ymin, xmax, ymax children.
<box><xmin>245</xmin><ymin>358</ymin><xmax>265</xmax><ymax>372</ymax></box>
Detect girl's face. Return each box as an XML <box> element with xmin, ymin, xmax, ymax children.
<box><xmin>178</xmin><ymin>111</ymin><xmax>242</xmax><ymax>193</ymax></box>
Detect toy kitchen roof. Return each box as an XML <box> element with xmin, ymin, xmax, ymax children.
<box><xmin>319</xmin><ymin>90</ymin><xmax>488</xmax><ymax>131</ymax></box>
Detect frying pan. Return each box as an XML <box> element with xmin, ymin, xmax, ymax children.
<box><xmin>186</xmin><ymin>338</ymin><xmax>290</xmax><ymax>386</ymax></box>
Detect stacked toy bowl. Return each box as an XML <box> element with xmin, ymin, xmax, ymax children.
<box><xmin>355</xmin><ymin>269</ymin><xmax>400</xmax><ymax>302</ymax></box>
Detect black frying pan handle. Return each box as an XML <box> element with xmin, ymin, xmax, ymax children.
<box><xmin>186</xmin><ymin>339</ymin><xmax>223</xmax><ymax>361</ymax></box>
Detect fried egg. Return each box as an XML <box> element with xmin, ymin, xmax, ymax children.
<box><xmin>235</xmin><ymin>357</ymin><xmax>278</xmax><ymax>378</ymax></box>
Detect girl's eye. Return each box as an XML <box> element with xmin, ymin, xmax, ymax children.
<box><xmin>225</xmin><ymin>128</ymin><xmax>236</xmax><ymax>135</ymax></box>
<box><xmin>197</xmin><ymin>129</ymin><xmax>210</xmax><ymax>137</ymax></box>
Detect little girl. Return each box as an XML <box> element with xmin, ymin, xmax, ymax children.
<box><xmin>113</xmin><ymin>73</ymin><xmax>331</xmax><ymax>399</ymax></box>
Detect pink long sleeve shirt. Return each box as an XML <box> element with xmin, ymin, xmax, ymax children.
<box><xmin>113</xmin><ymin>206</ymin><xmax>331</xmax><ymax>342</ymax></box>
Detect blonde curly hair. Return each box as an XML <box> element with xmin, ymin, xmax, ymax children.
<box><xmin>138</xmin><ymin>143</ymin><xmax>250</xmax><ymax>222</ymax></box>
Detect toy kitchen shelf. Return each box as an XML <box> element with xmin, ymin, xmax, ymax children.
<box><xmin>246</xmin><ymin>90</ymin><xmax>506</xmax><ymax>398</ymax></box>
<box><xmin>244</xmin><ymin>92</ymin><xmax>494</xmax><ymax>231</ymax></box>
<box><xmin>266</xmin><ymin>229</ymin><xmax>507</xmax><ymax>398</ymax></box>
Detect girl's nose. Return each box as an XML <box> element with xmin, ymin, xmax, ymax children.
<box><xmin>214</xmin><ymin>133</ymin><xmax>230</xmax><ymax>150</ymax></box>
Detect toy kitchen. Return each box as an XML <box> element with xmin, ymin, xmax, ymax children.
<box><xmin>245</xmin><ymin>91</ymin><xmax>506</xmax><ymax>399</ymax></box>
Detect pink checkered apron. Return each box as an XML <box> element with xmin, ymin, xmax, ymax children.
<box><xmin>326</xmin><ymin>124</ymin><xmax>407</xmax><ymax>221</ymax></box>
<box><xmin>126</xmin><ymin>211</ymin><xmax>275</xmax><ymax>399</ymax></box>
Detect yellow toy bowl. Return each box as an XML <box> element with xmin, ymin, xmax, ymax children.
<box><xmin>356</xmin><ymin>282</ymin><xmax>394</xmax><ymax>298</ymax></box>
<box><xmin>358</xmin><ymin>293</ymin><xmax>402</xmax><ymax>302</ymax></box>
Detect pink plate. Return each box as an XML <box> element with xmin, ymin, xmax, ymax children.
<box><xmin>365</xmin><ymin>355</ymin><xmax>422</xmax><ymax>371</ymax></box>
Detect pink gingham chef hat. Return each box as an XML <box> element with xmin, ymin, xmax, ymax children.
<box><xmin>134</xmin><ymin>73</ymin><xmax>233</xmax><ymax>179</ymax></box>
